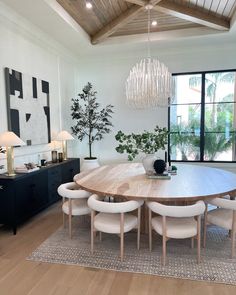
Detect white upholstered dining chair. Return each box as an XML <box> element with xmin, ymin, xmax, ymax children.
<box><xmin>147</xmin><ymin>200</ymin><xmax>205</xmax><ymax>266</ymax></box>
<box><xmin>87</xmin><ymin>194</ymin><xmax>144</xmax><ymax>261</ymax></box>
<box><xmin>203</xmin><ymin>195</ymin><xmax>236</xmax><ymax>258</ymax></box>
<box><xmin>57</xmin><ymin>182</ymin><xmax>91</xmax><ymax>238</ymax></box>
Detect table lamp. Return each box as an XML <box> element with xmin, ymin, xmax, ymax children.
<box><xmin>0</xmin><ymin>131</ymin><xmax>26</xmax><ymax>176</ymax></box>
<box><xmin>56</xmin><ymin>131</ymin><xmax>74</xmax><ymax>161</ymax></box>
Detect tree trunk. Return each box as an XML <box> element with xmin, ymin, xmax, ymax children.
<box><xmin>89</xmin><ymin>142</ymin><xmax>92</xmax><ymax>158</ymax></box>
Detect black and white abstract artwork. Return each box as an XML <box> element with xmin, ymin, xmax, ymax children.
<box><xmin>5</xmin><ymin>68</ymin><xmax>51</xmax><ymax>145</ymax></box>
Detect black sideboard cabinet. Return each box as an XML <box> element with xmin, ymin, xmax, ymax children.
<box><xmin>0</xmin><ymin>158</ymin><xmax>80</xmax><ymax>234</ymax></box>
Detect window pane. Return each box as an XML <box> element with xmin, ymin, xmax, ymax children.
<box><xmin>205</xmin><ymin>72</ymin><xmax>236</xmax><ymax>103</ymax></box>
<box><xmin>173</xmin><ymin>74</ymin><xmax>202</xmax><ymax>104</ymax></box>
<box><xmin>170</xmin><ymin>104</ymin><xmax>201</xmax><ymax>129</ymax></box>
<box><xmin>205</xmin><ymin>103</ymin><xmax>235</xmax><ymax>132</ymax></box>
<box><xmin>170</xmin><ymin>104</ymin><xmax>201</xmax><ymax>161</ymax></box>
<box><xmin>170</xmin><ymin>133</ymin><xmax>200</xmax><ymax>161</ymax></box>
<box><xmin>204</xmin><ymin>132</ymin><xmax>235</xmax><ymax>161</ymax></box>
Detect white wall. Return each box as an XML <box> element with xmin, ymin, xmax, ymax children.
<box><xmin>0</xmin><ymin>2</ymin><xmax>79</xmax><ymax>172</ymax></box>
<box><xmin>62</xmin><ymin>40</ymin><xmax>236</xmax><ymax>170</ymax></box>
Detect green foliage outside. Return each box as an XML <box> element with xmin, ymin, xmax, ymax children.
<box><xmin>115</xmin><ymin>126</ymin><xmax>168</xmax><ymax>161</ymax></box>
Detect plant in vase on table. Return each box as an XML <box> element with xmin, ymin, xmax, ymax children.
<box><xmin>71</xmin><ymin>82</ymin><xmax>114</xmax><ymax>171</ymax></box>
<box><xmin>115</xmin><ymin>126</ymin><xmax>168</xmax><ymax>174</ymax></box>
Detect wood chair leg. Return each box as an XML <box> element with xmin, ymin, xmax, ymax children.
<box><xmin>203</xmin><ymin>204</ymin><xmax>208</xmax><ymax>248</ymax></box>
<box><xmin>91</xmin><ymin>210</ymin><xmax>95</xmax><ymax>254</ymax></box>
<box><xmin>99</xmin><ymin>231</ymin><xmax>102</xmax><ymax>242</ymax></box>
<box><xmin>137</xmin><ymin>207</ymin><xmax>141</xmax><ymax>250</ymax></box>
<box><xmin>191</xmin><ymin>237</ymin><xmax>194</xmax><ymax>249</ymax></box>
<box><xmin>231</xmin><ymin>211</ymin><xmax>236</xmax><ymax>258</ymax></box>
<box><xmin>69</xmin><ymin>199</ymin><xmax>72</xmax><ymax>239</ymax></box>
<box><xmin>232</xmin><ymin>231</ymin><xmax>235</xmax><ymax>258</ymax></box>
<box><xmin>149</xmin><ymin>208</ymin><xmax>152</xmax><ymax>252</ymax></box>
<box><xmin>120</xmin><ymin>213</ymin><xmax>124</xmax><ymax>262</ymax></box>
<box><xmin>62</xmin><ymin>197</ymin><xmax>66</xmax><ymax>228</ymax></box>
<box><xmin>63</xmin><ymin>213</ymin><xmax>66</xmax><ymax>228</ymax></box>
<box><xmin>162</xmin><ymin>216</ymin><xmax>167</xmax><ymax>266</ymax></box>
<box><xmin>197</xmin><ymin>215</ymin><xmax>201</xmax><ymax>264</ymax></box>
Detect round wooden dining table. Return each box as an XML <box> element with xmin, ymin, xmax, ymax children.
<box><xmin>76</xmin><ymin>162</ymin><xmax>236</xmax><ymax>202</ymax></box>
<box><xmin>76</xmin><ymin>162</ymin><xmax>236</xmax><ymax>233</ymax></box>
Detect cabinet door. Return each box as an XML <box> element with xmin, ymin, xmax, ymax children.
<box><xmin>14</xmin><ymin>177</ymin><xmax>32</xmax><ymax>220</ymax></box>
<box><xmin>61</xmin><ymin>160</ymin><xmax>80</xmax><ymax>183</ymax></box>
<box><xmin>0</xmin><ymin>180</ymin><xmax>15</xmax><ymax>224</ymax></box>
<box><xmin>48</xmin><ymin>166</ymin><xmax>62</xmax><ymax>203</ymax></box>
<box><xmin>30</xmin><ymin>172</ymin><xmax>49</xmax><ymax>212</ymax></box>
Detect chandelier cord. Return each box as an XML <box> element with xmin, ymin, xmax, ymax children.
<box><xmin>147</xmin><ymin>8</ymin><xmax>151</xmax><ymax>59</ymax></box>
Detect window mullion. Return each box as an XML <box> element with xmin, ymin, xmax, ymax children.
<box><xmin>200</xmin><ymin>74</ymin><xmax>205</xmax><ymax>162</ymax></box>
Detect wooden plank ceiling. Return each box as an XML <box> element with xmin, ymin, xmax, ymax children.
<box><xmin>56</xmin><ymin>0</ymin><xmax>236</xmax><ymax>44</ymax></box>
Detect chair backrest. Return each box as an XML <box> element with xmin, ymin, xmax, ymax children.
<box><xmin>73</xmin><ymin>174</ymin><xmax>80</xmax><ymax>182</ymax></box>
<box><xmin>208</xmin><ymin>195</ymin><xmax>236</xmax><ymax>210</ymax></box>
<box><xmin>88</xmin><ymin>194</ymin><xmax>144</xmax><ymax>213</ymax></box>
<box><xmin>147</xmin><ymin>200</ymin><xmax>205</xmax><ymax>218</ymax></box>
<box><xmin>57</xmin><ymin>182</ymin><xmax>91</xmax><ymax>199</ymax></box>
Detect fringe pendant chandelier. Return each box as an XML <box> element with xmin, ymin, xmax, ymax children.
<box><xmin>126</xmin><ymin>4</ymin><xmax>172</xmax><ymax>109</ymax></box>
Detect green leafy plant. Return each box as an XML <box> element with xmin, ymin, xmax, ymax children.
<box><xmin>115</xmin><ymin>126</ymin><xmax>168</xmax><ymax>161</ymax></box>
<box><xmin>71</xmin><ymin>82</ymin><xmax>114</xmax><ymax>159</ymax></box>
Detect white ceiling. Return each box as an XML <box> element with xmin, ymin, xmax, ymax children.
<box><xmin>1</xmin><ymin>0</ymin><xmax>236</xmax><ymax>58</ymax></box>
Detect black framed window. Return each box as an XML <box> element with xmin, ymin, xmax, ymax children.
<box><xmin>169</xmin><ymin>70</ymin><xmax>236</xmax><ymax>162</ymax></box>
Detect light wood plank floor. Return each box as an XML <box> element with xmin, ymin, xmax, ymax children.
<box><xmin>0</xmin><ymin>203</ymin><xmax>235</xmax><ymax>295</ymax></box>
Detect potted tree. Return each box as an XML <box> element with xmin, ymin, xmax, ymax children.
<box><xmin>71</xmin><ymin>82</ymin><xmax>114</xmax><ymax>171</ymax></box>
<box><xmin>115</xmin><ymin>126</ymin><xmax>168</xmax><ymax>174</ymax></box>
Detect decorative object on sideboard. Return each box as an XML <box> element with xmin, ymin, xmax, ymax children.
<box><xmin>115</xmin><ymin>126</ymin><xmax>168</xmax><ymax>174</ymax></box>
<box><xmin>49</xmin><ymin>140</ymin><xmax>59</xmax><ymax>163</ymax></box>
<box><xmin>71</xmin><ymin>82</ymin><xmax>114</xmax><ymax>170</ymax></box>
<box><xmin>56</xmin><ymin>131</ymin><xmax>74</xmax><ymax>161</ymax></box>
<box><xmin>0</xmin><ymin>131</ymin><xmax>26</xmax><ymax>176</ymax></box>
<box><xmin>51</xmin><ymin>150</ymin><xmax>58</xmax><ymax>163</ymax></box>
<box><xmin>126</xmin><ymin>5</ymin><xmax>172</xmax><ymax>109</ymax></box>
<box><xmin>15</xmin><ymin>163</ymin><xmax>39</xmax><ymax>174</ymax></box>
<box><xmin>58</xmin><ymin>152</ymin><xmax>63</xmax><ymax>163</ymax></box>
<box><xmin>5</xmin><ymin>67</ymin><xmax>51</xmax><ymax>145</ymax></box>
<box><xmin>40</xmin><ymin>159</ymin><xmax>47</xmax><ymax>167</ymax></box>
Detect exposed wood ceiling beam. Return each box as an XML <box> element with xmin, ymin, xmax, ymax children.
<box><xmin>91</xmin><ymin>5</ymin><xmax>143</xmax><ymax>44</ymax></box>
<box><xmin>154</xmin><ymin>0</ymin><xmax>230</xmax><ymax>31</ymax></box>
<box><xmin>126</xmin><ymin>0</ymin><xmax>230</xmax><ymax>31</ymax></box>
<box><xmin>125</xmin><ymin>0</ymin><xmax>163</xmax><ymax>6</ymax></box>
<box><xmin>124</xmin><ymin>0</ymin><xmax>146</xmax><ymax>5</ymax></box>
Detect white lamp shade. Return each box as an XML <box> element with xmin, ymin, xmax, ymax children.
<box><xmin>0</xmin><ymin>131</ymin><xmax>26</xmax><ymax>147</ymax></box>
<box><xmin>56</xmin><ymin>131</ymin><xmax>74</xmax><ymax>141</ymax></box>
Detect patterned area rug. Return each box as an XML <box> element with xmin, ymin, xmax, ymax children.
<box><xmin>27</xmin><ymin>220</ymin><xmax>236</xmax><ymax>285</ymax></box>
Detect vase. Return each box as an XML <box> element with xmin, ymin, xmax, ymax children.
<box><xmin>142</xmin><ymin>154</ymin><xmax>157</xmax><ymax>174</ymax></box>
<box><xmin>81</xmin><ymin>158</ymin><xmax>100</xmax><ymax>172</ymax></box>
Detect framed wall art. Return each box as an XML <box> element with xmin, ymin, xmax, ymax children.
<box><xmin>5</xmin><ymin>68</ymin><xmax>51</xmax><ymax>145</ymax></box>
